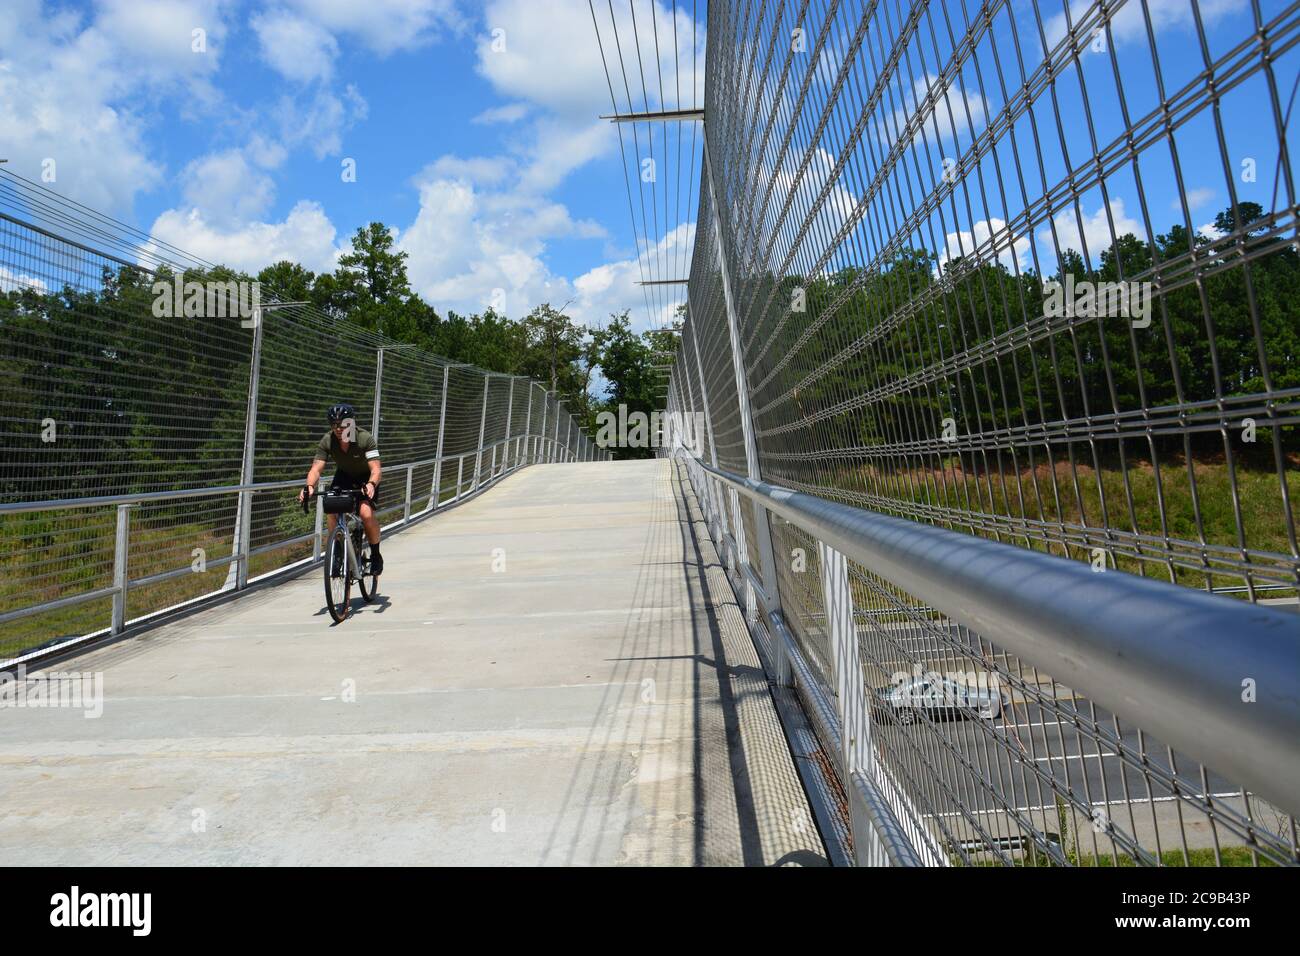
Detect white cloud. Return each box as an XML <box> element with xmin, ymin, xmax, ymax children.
<box><xmin>472</xmin><ymin>102</ymin><xmax>529</xmax><ymax>125</ymax></box>
<box><xmin>178</xmin><ymin>149</ymin><xmax>277</xmax><ymax>226</ymax></box>
<box><xmin>398</xmin><ymin>165</ymin><xmax>608</xmax><ymax>319</ymax></box>
<box><xmin>94</xmin><ymin>0</ymin><xmax>229</xmax><ymax>80</ymax></box>
<box><xmin>0</xmin><ymin>263</ymin><xmax>48</xmax><ymax>295</ymax></box>
<box><xmin>0</xmin><ymin>3</ymin><xmax>170</xmax><ymax>214</ymax></box>
<box><xmin>572</xmin><ymin>222</ymin><xmax>695</xmax><ymax>332</ymax></box>
<box><xmin>1037</xmin><ymin>198</ymin><xmax>1142</xmax><ymax>263</ymax></box>
<box><xmin>1180</xmin><ymin>187</ymin><xmax>1216</xmax><ymax>212</ymax></box>
<box><xmin>885</xmin><ymin>72</ymin><xmax>987</xmax><ymax>148</ymax></box>
<box><xmin>748</xmin><ymin>146</ymin><xmax>857</xmax><ymax>272</ymax></box>
<box><xmin>479</xmin><ymin>0</ymin><xmax>612</xmax><ymax>119</ymax></box>
<box><xmin>252</xmin><ymin>9</ymin><xmax>339</xmax><ymax>83</ymax></box>
<box><xmin>148</xmin><ymin>201</ymin><xmax>342</xmax><ymax>274</ymax></box>
<box><xmin>427</xmin><ymin>155</ymin><xmax>515</xmax><ymax>186</ymax></box>
<box><xmin>516</xmin><ymin>118</ymin><xmax>613</xmax><ymax>194</ymax></box>
<box><xmin>1045</xmin><ymin>0</ymin><xmax>1246</xmax><ymax>48</ymax></box>
<box><xmin>278</xmin><ymin>0</ymin><xmax>462</xmax><ymax>55</ymax></box>
<box><xmin>476</xmin><ymin>0</ymin><xmax>704</xmax><ymax>120</ymax></box>
<box><xmin>390</xmin><ymin>0</ymin><xmax>706</xmax><ymax>330</ymax></box>
<box><xmin>276</xmin><ymin>85</ymin><xmax>368</xmax><ymax>158</ymax></box>
<box><xmin>938</xmin><ymin>218</ymin><xmax>1031</xmax><ymax>274</ymax></box>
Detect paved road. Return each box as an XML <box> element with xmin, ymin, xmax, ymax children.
<box><xmin>0</xmin><ymin>459</ymin><xmax>826</xmax><ymax>866</ymax></box>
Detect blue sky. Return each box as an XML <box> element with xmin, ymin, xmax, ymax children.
<box><xmin>0</xmin><ymin>0</ymin><xmax>1294</xmax><ymax>336</ymax></box>
<box><xmin>0</xmin><ymin>0</ymin><xmax>705</xmax><ymax>333</ymax></box>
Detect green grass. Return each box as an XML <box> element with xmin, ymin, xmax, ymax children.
<box><xmin>839</xmin><ymin>455</ymin><xmax>1298</xmax><ymax>594</ymax></box>
<box><xmin>0</xmin><ymin>469</ymin><xmax>485</xmax><ymax>660</ymax></box>
<box><xmin>1000</xmin><ymin>844</ymin><xmax>1278</xmax><ymax>867</ymax></box>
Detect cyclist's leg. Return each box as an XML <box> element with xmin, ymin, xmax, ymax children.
<box><xmin>326</xmin><ymin>475</ymin><xmax>346</xmax><ymax>574</ymax></box>
<box><xmin>358</xmin><ymin>500</ymin><xmax>380</xmax><ymax>543</ymax></box>
<box><xmin>358</xmin><ymin>493</ymin><xmax>382</xmax><ymax>574</ymax></box>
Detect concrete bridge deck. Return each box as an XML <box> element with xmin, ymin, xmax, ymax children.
<box><xmin>0</xmin><ymin>459</ymin><xmax>827</xmax><ymax>866</ymax></box>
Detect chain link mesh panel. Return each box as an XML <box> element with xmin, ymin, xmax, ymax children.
<box><xmin>669</xmin><ymin>0</ymin><xmax>1299</xmax><ymax>866</ymax></box>
<box><xmin>0</xmin><ymin>171</ymin><xmax>601</xmax><ymax>661</ymax></box>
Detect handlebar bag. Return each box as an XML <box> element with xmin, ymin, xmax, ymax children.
<box><xmin>321</xmin><ymin>491</ymin><xmax>356</xmax><ymax>514</ymax></box>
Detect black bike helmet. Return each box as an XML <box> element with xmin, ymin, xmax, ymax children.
<box><xmin>327</xmin><ymin>403</ymin><xmax>355</xmax><ymax>424</ymax></box>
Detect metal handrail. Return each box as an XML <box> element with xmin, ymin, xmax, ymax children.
<box><xmin>674</xmin><ymin>447</ymin><xmax>1300</xmax><ymax>820</ymax></box>
<box><xmin>0</xmin><ymin>434</ymin><xmax>581</xmax><ymax>653</ymax></box>
<box><xmin>0</xmin><ymin>434</ymin><xmax>541</xmax><ymax>515</ymax></box>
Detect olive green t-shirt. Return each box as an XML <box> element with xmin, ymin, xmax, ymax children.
<box><xmin>314</xmin><ymin>428</ymin><xmax>380</xmax><ymax>480</ymax></box>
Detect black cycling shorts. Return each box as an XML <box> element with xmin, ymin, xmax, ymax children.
<box><xmin>329</xmin><ymin>472</ymin><xmax>380</xmax><ymax>507</ymax></box>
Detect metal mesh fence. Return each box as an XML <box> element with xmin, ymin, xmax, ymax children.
<box><xmin>0</xmin><ymin>170</ymin><xmax>601</xmax><ymax>663</ymax></box>
<box><xmin>668</xmin><ymin>0</ymin><xmax>1299</xmax><ymax>866</ymax></box>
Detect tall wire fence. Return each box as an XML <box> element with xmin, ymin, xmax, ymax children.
<box><xmin>0</xmin><ymin>171</ymin><xmax>602</xmax><ymax>664</ymax></box>
<box><xmin>665</xmin><ymin>0</ymin><xmax>1299</xmax><ymax>865</ymax></box>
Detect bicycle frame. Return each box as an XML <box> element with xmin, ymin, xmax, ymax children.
<box><xmin>326</xmin><ymin>498</ymin><xmax>366</xmax><ymax>580</ymax></box>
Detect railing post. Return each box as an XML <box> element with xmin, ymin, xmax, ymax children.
<box><xmin>404</xmin><ymin>464</ymin><xmax>413</xmax><ymax>524</ymax></box>
<box><xmin>236</xmin><ymin>488</ymin><xmax>253</xmax><ymax>587</ymax></box>
<box><xmin>233</xmin><ymin>306</ymin><xmax>266</xmax><ymax>590</ymax></box>
<box><xmin>704</xmin><ymin>139</ymin><xmax>787</xmax><ymax>682</ymax></box>
<box><xmin>226</xmin><ymin>302</ymin><xmax>265</xmax><ymax>592</ymax></box>
<box><xmin>431</xmin><ymin>363</ymin><xmax>452</xmax><ymax>509</ymax></box>
<box><xmin>521</xmin><ymin>379</ymin><xmax>533</xmax><ymax>470</ymax></box>
<box><xmin>313</xmin><ymin>487</ymin><xmax>323</xmax><ymax>560</ymax></box>
<box><xmin>536</xmin><ymin>386</ymin><xmax>548</xmax><ymax>465</ymax></box>
<box><xmin>819</xmin><ymin>540</ymin><xmax>881</xmax><ymax>866</ymax></box>
<box><xmin>111</xmin><ymin>502</ymin><xmax>132</xmax><ymax>635</ymax></box>
<box><xmin>455</xmin><ymin>456</ymin><xmax>464</xmax><ymax>501</ymax></box>
<box><xmin>503</xmin><ymin>377</ymin><xmax>515</xmax><ymax>473</ymax></box>
<box><xmin>552</xmin><ymin>396</ymin><xmax>562</xmax><ymax>462</ymax></box>
<box><xmin>473</xmin><ymin>375</ymin><xmax>490</xmax><ymax>490</ymax></box>
<box><xmin>372</xmin><ymin>347</ymin><xmax>385</xmax><ymax>441</ymax></box>
<box><xmin>687</xmin><ymin>313</ymin><xmax>723</xmax><ymax>547</ymax></box>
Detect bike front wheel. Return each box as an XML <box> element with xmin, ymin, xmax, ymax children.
<box><xmin>324</xmin><ymin>526</ymin><xmax>352</xmax><ymax>623</ymax></box>
<box><xmin>355</xmin><ymin>530</ymin><xmax>378</xmax><ymax>602</ymax></box>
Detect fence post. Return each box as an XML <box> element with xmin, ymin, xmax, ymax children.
<box><xmin>521</xmin><ymin>379</ymin><xmax>533</xmax><ymax>470</ymax></box>
<box><xmin>684</xmin><ymin>319</ymin><xmax>729</xmax><ymax>556</ymax></box>
<box><xmin>313</xmin><ymin>490</ymin><xmax>323</xmax><ymax>560</ymax></box>
<box><xmin>704</xmin><ymin>140</ymin><xmax>786</xmax><ymax>678</ymax></box>
<box><xmin>687</xmin><ymin>314</ymin><xmax>724</xmax><ymax>546</ymax></box>
<box><xmin>228</xmin><ymin>304</ymin><xmax>265</xmax><ymax>591</ymax></box>
<box><xmin>431</xmin><ymin>363</ymin><xmax>452</xmax><ymax>509</ymax></box>
<box><xmin>503</xmin><ymin>377</ymin><xmax>515</xmax><ymax>474</ymax></box>
<box><xmin>473</xmin><ymin>375</ymin><xmax>489</xmax><ymax>490</ymax></box>
<box><xmin>819</xmin><ymin>540</ymin><xmax>881</xmax><ymax>866</ymax></box>
<box><xmin>536</xmin><ymin>386</ymin><xmax>547</xmax><ymax>465</ymax></box>
<box><xmin>552</xmin><ymin>396</ymin><xmax>562</xmax><ymax>462</ymax></box>
<box><xmin>111</xmin><ymin>503</ymin><xmax>132</xmax><ymax>635</ymax></box>
<box><xmin>404</xmin><ymin>464</ymin><xmax>413</xmax><ymax>524</ymax></box>
<box><xmin>372</xmin><ymin>347</ymin><xmax>385</xmax><ymax>441</ymax></box>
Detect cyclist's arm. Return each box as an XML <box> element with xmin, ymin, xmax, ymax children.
<box><xmin>363</xmin><ymin>434</ymin><xmax>381</xmax><ymax>495</ymax></box>
<box><xmin>300</xmin><ymin>439</ymin><xmax>329</xmax><ymax>501</ymax></box>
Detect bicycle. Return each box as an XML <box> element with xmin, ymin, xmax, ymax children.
<box><xmin>304</xmin><ymin>487</ymin><xmax>379</xmax><ymax>623</ymax></box>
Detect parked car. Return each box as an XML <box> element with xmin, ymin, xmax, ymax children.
<box><xmin>873</xmin><ymin>676</ymin><xmax>1006</xmax><ymax>725</ymax></box>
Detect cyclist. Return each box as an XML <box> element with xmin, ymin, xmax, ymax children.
<box><xmin>299</xmin><ymin>403</ymin><xmax>383</xmax><ymax>575</ymax></box>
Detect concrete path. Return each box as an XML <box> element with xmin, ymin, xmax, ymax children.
<box><xmin>0</xmin><ymin>460</ymin><xmax>827</xmax><ymax>866</ymax></box>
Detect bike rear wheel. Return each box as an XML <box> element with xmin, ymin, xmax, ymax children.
<box><xmin>324</xmin><ymin>525</ymin><xmax>352</xmax><ymax>622</ymax></box>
